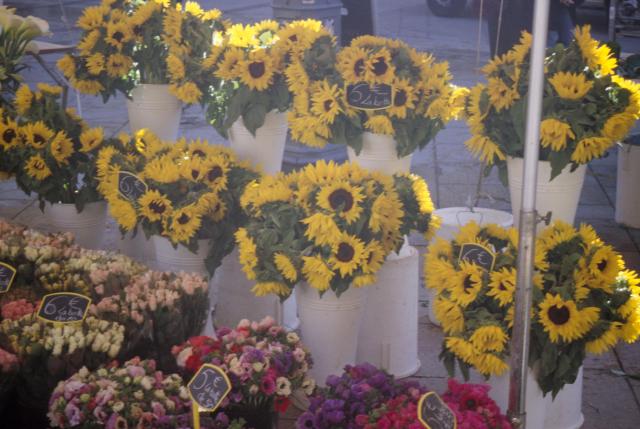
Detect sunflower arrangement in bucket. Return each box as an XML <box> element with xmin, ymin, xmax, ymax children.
<box><xmin>426</xmin><ymin>220</ymin><xmax>640</xmax><ymax>396</ymax></box>
<box><xmin>57</xmin><ymin>0</ymin><xmax>226</xmax><ymax>103</ymax></box>
<box><xmin>464</xmin><ymin>26</ymin><xmax>640</xmax><ymax>182</ymax></box>
<box><xmin>236</xmin><ymin>160</ymin><xmax>439</xmax><ymax>298</ymax></box>
<box><xmin>97</xmin><ymin>134</ymin><xmax>259</xmax><ymax>273</ymax></box>
<box><xmin>287</xmin><ymin>34</ymin><xmax>466</xmax><ymax>155</ymax></box>
<box><xmin>6</xmin><ymin>84</ymin><xmax>113</xmax><ymax>211</ymax></box>
<box><xmin>205</xmin><ymin>19</ymin><xmax>331</xmax><ymax>137</ymax></box>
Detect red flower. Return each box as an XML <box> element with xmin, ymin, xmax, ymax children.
<box><xmin>189</xmin><ymin>336</ymin><xmax>211</xmax><ymax>349</ymax></box>
<box><xmin>274</xmin><ymin>396</ymin><xmax>290</xmax><ymax>413</ymax></box>
<box><xmin>185</xmin><ymin>353</ymin><xmax>202</xmax><ymax>373</ymax></box>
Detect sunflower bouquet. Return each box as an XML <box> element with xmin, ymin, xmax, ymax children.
<box><xmin>205</xmin><ymin>19</ymin><xmax>330</xmax><ymax>137</ymax></box>
<box><xmin>8</xmin><ymin>84</ymin><xmax>113</xmax><ymax>211</ymax></box>
<box><xmin>57</xmin><ymin>0</ymin><xmax>226</xmax><ymax>103</ymax></box>
<box><xmin>426</xmin><ymin>220</ymin><xmax>640</xmax><ymax>396</ymax></box>
<box><xmin>97</xmin><ymin>135</ymin><xmax>259</xmax><ymax>273</ymax></box>
<box><xmin>464</xmin><ymin>26</ymin><xmax>640</xmax><ymax>182</ymax></box>
<box><xmin>237</xmin><ymin>160</ymin><xmax>438</xmax><ymax>298</ymax></box>
<box><xmin>287</xmin><ymin>34</ymin><xmax>466</xmax><ymax>155</ymax></box>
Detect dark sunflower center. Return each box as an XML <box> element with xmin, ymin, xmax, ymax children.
<box><xmin>207</xmin><ymin>166</ymin><xmax>223</xmax><ymax>182</ymax></box>
<box><xmin>289</xmin><ymin>34</ymin><xmax>298</xmax><ymax>42</ymax></box>
<box><xmin>113</xmin><ymin>31</ymin><xmax>124</xmax><ymax>42</ymax></box>
<box><xmin>34</xmin><ymin>134</ymin><xmax>45</xmax><ymax>145</ymax></box>
<box><xmin>323</xmin><ymin>99</ymin><xmax>333</xmax><ymax>112</ymax></box>
<box><xmin>177</xmin><ymin>213</ymin><xmax>190</xmax><ymax>225</ymax></box>
<box><xmin>597</xmin><ymin>259</ymin><xmax>607</xmax><ymax>272</ymax></box>
<box><xmin>394</xmin><ymin>90</ymin><xmax>407</xmax><ymax>107</ymax></box>
<box><xmin>499</xmin><ymin>282</ymin><xmax>507</xmax><ymax>291</ymax></box>
<box><xmin>336</xmin><ymin>242</ymin><xmax>355</xmax><ymax>263</ymax></box>
<box><xmin>463</xmin><ymin>275</ymin><xmax>474</xmax><ymax>291</ymax></box>
<box><xmin>372</xmin><ymin>57</ymin><xmax>388</xmax><ymax>76</ymax></box>
<box><xmin>192</xmin><ymin>149</ymin><xmax>206</xmax><ymax>158</ymax></box>
<box><xmin>3</xmin><ymin>128</ymin><xmax>16</xmax><ymax>143</ymax></box>
<box><xmin>249</xmin><ymin>61</ymin><xmax>266</xmax><ymax>79</ymax></box>
<box><xmin>191</xmin><ymin>169</ymin><xmax>200</xmax><ymax>180</ymax></box>
<box><xmin>354</xmin><ymin>59</ymin><xmax>365</xmax><ymax>77</ymax></box>
<box><xmin>328</xmin><ymin>188</ymin><xmax>354</xmax><ymax>211</ymax></box>
<box><xmin>548</xmin><ymin>305</ymin><xmax>570</xmax><ymax>325</ymax></box>
<box><xmin>149</xmin><ymin>201</ymin><xmax>166</xmax><ymax>214</ymax></box>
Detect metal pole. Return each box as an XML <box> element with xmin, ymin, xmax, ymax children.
<box><xmin>507</xmin><ymin>0</ymin><xmax>550</xmax><ymax>427</ymax></box>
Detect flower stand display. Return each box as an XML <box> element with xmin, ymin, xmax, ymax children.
<box><xmin>356</xmin><ymin>244</ymin><xmax>421</xmax><ymax>377</ymax></box>
<box><xmin>126</xmin><ymin>84</ymin><xmax>182</xmax><ymax>141</ymax></box>
<box><xmin>507</xmin><ymin>156</ymin><xmax>586</xmax><ymax>225</ymax></box>
<box><xmin>228</xmin><ymin>111</ymin><xmax>289</xmax><ymax>175</ymax></box>
<box><xmin>347</xmin><ymin>132</ymin><xmax>412</xmax><ymax>175</ymax></box>
<box><xmin>615</xmin><ymin>137</ymin><xmax>640</xmax><ymax>228</ymax></box>
<box><xmin>46</xmin><ymin>201</ymin><xmax>108</xmax><ymax>249</ymax></box>
<box><xmin>426</xmin><ymin>207</ymin><xmax>513</xmax><ymax>325</ymax></box>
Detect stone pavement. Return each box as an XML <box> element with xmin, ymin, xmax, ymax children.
<box><xmin>2</xmin><ymin>0</ymin><xmax>640</xmax><ymax>428</ymax></box>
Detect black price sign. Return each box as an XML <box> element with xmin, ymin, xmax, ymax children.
<box><xmin>0</xmin><ymin>262</ymin><xmax>16</xmax><ymax>294</ymax></box>
<box><xmin>458</xmin><ymin>243</ymin><xmax>496</xmax><ymax>272</ymax></box>
<box><xmin>118</xmin><ymin>171</ymin><xmax>147</xmax><ymax>202</ymax></box>
<box><xmin>346</xmin><ymin>82</ymin><xmax>393</xmax><ymax>110</ymax></box>
<box><xmin>37</xmin><ymin>292</ymin><xmax>91</xmax><ymax>324</ymax></box>
<box><xmin>188</xmin><ymin>364</ymin><xmax>231</xmax><ymax>412</ymax></box>
<box><xmin>418</xmin><ymin>392</ymin><xmax>457</xmax><ymax>429</ymax></box>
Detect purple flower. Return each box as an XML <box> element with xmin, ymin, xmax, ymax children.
<box><xmin>64</xmin><ymin>402</ymin><xmax>83</xmax><ymax>426</ymax></box>
<box><xmin>296</xmin><ymin>411</ymin><xmax>316</xmax><ymax>429</ymax></box>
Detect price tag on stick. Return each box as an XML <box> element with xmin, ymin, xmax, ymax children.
<box><xmin>118</xmin><ymin>171</ymin><xmax>147</xmax><ymax>202</ymax></box>
<box><xmin>0</xmin><ymin>262</ymin><xmax>17</xmax><ymax>294</ymax></box>
<box><xmin>346</xmin><ymin>81</ymin><xmax>394</xmax><ymax>110</ymax></box>
<box><xmin>458</xmin><ymin>243</ymin><xmax>496</xmax><ymax>272</ymax></box>
<box><xmin>37</xmin><ymin>292</ymin><xmax>91</xmax><ymax>324</ymax></box>
<box><xmin>418</xmin><ymin>392</ymin><xmax>457</xmax><ymax>429</ymax></box>
<box><xmin>188</xmin><ymin>364</ymin><xmax>232</xmax><ymax>429</ymax></box>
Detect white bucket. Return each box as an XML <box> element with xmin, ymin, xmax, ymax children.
<box><xmin>296</xmin><ymin>282</ymin><xmax>367</xmax><ymax>386</ymax></box>
<box><xmin>484</xmin><ymin>368</ymin><xmax>551</xmax><ymax>429</ymax></box>
<box><xmin>507</xmin><ymin>156</ymin><xmax>586</xmax><ymax>225</ymax></box>
<box><xmin>116</xmin><ymin>229</ymin><xmax>156</xmax><ymax>268</ymax></box>
<box><xmin>213</xmin><ymin>248</ymin><xmax>300</xmax><ymax>330</ymax></box>
<box><xmin>347</xmin><ymin>132</ymin><xmax>412</xmax><ymax>175</ymax></box>
<box><xmin>615</xmin><ymin>142</ymin><xmax>640</xmax><ymax>228</ymax></box>
<box><xmin>426</xmin><ymin>208</ymin><xmax>513</xmax><ymax>326</ymax></box>
<box><xmin>544</xmin><ymin>367</ymin><xmax>584</xmax><ymax>429</ymax></box>
<box><xmin>46</xmin><ymin>201</ymin><xmax>107</xmax><ymax>249</ymax></box>
<box><xmin>228</xmin><ymin>110</ymin><xmax>288</xmax><ymax>175</ymax></box>
<box><xmin>357</xmin><ymin>245</ymin><xmax>420</xmax><ymax>378</ymax></box>
<box><xmin>126</xmin><ymin>84</ymin><xmax>182</xmax><ymax>141</ymax></box>
<box><xmin>151</xmin><ymin>236</ymin><xmax>209</xmax><ymax>277</ymax></box>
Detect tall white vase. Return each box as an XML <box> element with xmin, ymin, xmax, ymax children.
<box><xmin>347</xmin><ymin>132</ymin><xmax>412</xmax><ymax>175</ymax></box>
<box><xmin>426</xmin><ymin>208</ymin><xmax>513</xmax><ymax>326</ymax></box>
<box><xmin>544</xmin><ymin>367</ymin><xmax>584</xmax><ymax>429</ymax></box>
<box><xmin>357</xmin><ymin>244</ymin><xmax>420</xmax><ymax>377</ymax></box>
<box><xmin>228</xmin><ymin>110</ymin><xmax>288</xmax><ymax>175</ymax></box>
<box><xmin>126</xmin><ymin>84</ymin><xmax>182</xmax><ymax>141</ymax></box>
<box><xmin>46</xmin><ymin>201</ymin><xmax>107</xmax><ymax>249</ymax></box>
<box><xmin>296</xmin><ymin>283</ymin><xmax>367</xmax><ymax>386</ymax></box>
<box><xmin>615</xmin><ymin>142</ymin><xmax>640</xmax><ymax>228</ymax></box>
<box><xmin>116</xmin><ymin>229</ymin><xmax>156</xmax><ymax>268</ymax></box>
<box><xmin>507</xmin><ymin>156</ymin><xmax>586</xmax><ymax>225</ymax></box>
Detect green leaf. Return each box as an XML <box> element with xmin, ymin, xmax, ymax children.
<box><xmin>548</xmin><ymin>150</ymin><xmax>572</xmax><ymax>181</ymax></box>
<box><xmin>242</xmin><ymin>103</ymin><xmax>268</xmax><ymax>136</ymax></box>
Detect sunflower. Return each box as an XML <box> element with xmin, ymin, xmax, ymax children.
<box><xmin>0</xmin><ymin>120</ymin><xmax>20</xmax><ymax>149</ymax></box>
<box><xmin>77</xmin><ymin>5</ymin><xmax>107</xmax><ymax>31</ymax></box>
<box><xmin>540</xmin><ymin>118</ymin><xmax>575</xmax><ymax>152</ymax></box>
<box><xmin>215</xmin><ymin>47</ymin><xmax>244</xmax><ymax>80</ymax></box>
<box><xmin>388</xmin><ymin>79</ymin><xmax>416</xmax><ymax>119</ymax></box>
<box><xmin>57</xmin><ymin>55</ymin><xmax>77</xmax><ymax>79</ymax></box>
<box><xmin>274</xmin><ymin>253</ymin><xmax>298</xmax><ymax>283</ymax></box>
<box><xmin>574</xmin><ymin>25</ymin><xmax>616</xmax><ymax>75</ymax></box>
<box><xmin>106</xmin><ymin>54</ymin><xmax>133</xmax><ymax>77</ymax></box>
<box><xmin>168</xmin><ymin>205</ymin><xmax>202</xmax><ymax>244</ymax></box>
<box><xmin>603</xmin><ymin>113</ymin><xmax>635</xmax><ymax>142</ymax></box>
<box><xmin>316</xmin><ymin>181</ymin><xmax>364</xmax><ymax>224</ymax></box>
<box><xmin>364</xmin><ymin>115</ymin><xmax>394</xmax><ymax>135</ymax></box>
<box><xmin>144</xmin><ymin>156</ymin><xmax>181</xmax><ymax>184</ymax></box>
<box><xmin>449</xmin><ymin>261</ymin><xmax>484</xmax><ymax>307</ymax></box>
<box><xmin>70</xmin><ymin>78</ymin><xmax>104</xmax><ymax>95</ymax></box>
<box><xmin>538</xmin><ymin>294</ymin><xmax>600</xmax><ymax>343</ymax></box>
<box><xmin>201</xmin><ymin>156</ymin><xmax>229</xmax><ymax>192</ymax></box>
<box><xmin>22</xmin><ymin>121</ymin><xmax>54</xmax><ymax>149</ymax></box>
<box><xmin>366</xmin><ymin>47</ymin><xmax>395</xmax><ymax>84</ymax></box>
<box><xmin>463</xmin><ymin>134</ymin><xmax>506</xmax><ymax>165</ymax></box>
<box><xmin>170</xmin><ymin>82</ymin><xmax>202</xmax><ymax>104</ymax></box>
<box><xmin>236</xmin><ymin>228</ymin><xmax>258</xmax><ymax>280</ymax></box>
<box><xmin>444</xmin><ymin>337</ymin><xmax>476</xmax><ymax>363</ymax></box>
<box><xmin>238</xmin><ymin>50</ymin><xmax>274</xmax><ymax>91</ymax></box>
<box><xmin>301</xmin><ymin>212</ymin><xmax>341</xmax><ymax>247</ymax></box>
<box><xmin>369</xmin><ymin>192</ymin><xmax>404</xmax><ymax>239</ymax></box>
<box><xmin>410</xmin><ymin>174</ymin><xmax>435</xmax><ymax>214</ymax></box>
<box><xmin>362</xmin><ymin>240</ymin><xmax>385</xmax><ymax>275</ymax></box>
<box><xmin>471</xmin><ymin>353</ymin><xmax>509</xmax><ymax>377</ymax></box>
<box><xmin>487</xmin><ymin>77</ymin><xmax>519</xmax><ymax>111</ymax></box>
<box><xmin>252</xmin><ymin>282</ymin><xmax>291</xmax><ymax>297</ymax></box>
<box><xmin>588</xmin><ymin>245</ymin><xmax>621</xmax><ymax>287</ymax></box>
<box><xmin>50</xmin><ymin>131</ymin><xmax>74</xmax><ymax>164</ymax></box>
<box><xmin>487</xmin><ymin>267</ymin><xmax>516</xmax><ymax>307</ymax></box>
<box><xmin>548</xmin><ymin>72</ymin><xmax>593</xmax><ymax>100</ymax></box>
<box><xmin>337</xmin><ymin>46</ymin><xmax>371</xmax><ymax>83</ymax></box>
<box><xmin>77</xmin><ymin>30</ymin><xmax>101</xmax><ymax>56</ymax></box>
<box><xmin>109</xmin><ymin>198</ymin><xmax>138</xmax><ymax>232</ymax></box>
<box><xmin>15</xmin><ymin>85</ymin><xmax>33</xmax><ymax>115</ymax></box>
<box><xmin>434</xmin><ymin>297</ymin><xmax>465</xmax><ymax>334</ymax></box>
<box><xmin>570</xmin><ymin>136</ymin><xmax>611</xmax><ymax>164</ymax></box>
<box><xmin>469</xmin><ymin>325</ymin><xmax>508</xmax><ymax>353</ymax></box>
<box><xmin>585</xmin><ymin>322</ymin><xmax>621</xmax><ymax>354</ymax></box>
<box><xmin>310</xmin><ymin>81</ymin><xmax>342</xmax><ymax>124</ymax></box>
<box><xmin>76</xmin><ymin>127</ymin><xmax>103</xmax><ymax>153</ymax></box>
<box><xmin>167</xmin><ymin>54</ymin><xmax>186</xmax><ymax>80</ymax></box>
<box><xmin>25</xmin><ymin>154</ymin><xmax>52</xmax><ymax>180</ymax></box>
<box><xmin>86</xmin><ymin>53</ymin><xmax>105</xmax><ymax>76</ymax></box>
<box><xmin>139</xmin><ymin>190</ymin><xmax>173</xmax><ymax>222</ymax></box>
<box><xmin>329</xmin><ymin>234</ymin><xmax>366</xmax><ymax>277</ymax></box>
<box><xmin>302</xmin><ymin>255</ymin><xmax>334</xmax><ymax>292</ymax></box>
<box><xmin>105</xmin><ymin>20</ymin><xmax>132</xmax><ymax>50</ymax></box>
<box><xmin>227</xmin><ymin>23</ymin><xmax>257</xmax><ymax>48</ymax></box>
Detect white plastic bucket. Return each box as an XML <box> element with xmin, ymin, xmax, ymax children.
<box><xmin>116</xmin><ymin>229</ymin><xmax>156</xmax><ymax>268</ymax></box>
<box><xmin>46</xmin><ymin>201</ymin><xmax>107</xmax><ymax>249</ymax></box>
<box><xmin>151</xmin><ymin>236</ymin><xmax>209</xmax><ymax>277</ymax></box>
<box><xmin>426</xmin><ymin>208</ymin><xmax>513</xmax><ymax>326</ymax></box>
<box><xmin>126</xmin><ymin>84</ymin><xmax>182</xmax><ymax>141</ymax></box>
<box><xmin>228</xmin><ymin>110</ymin><xmax>288</xmax><ymax>175</ymax></box>
<box><xmin>507</xmin><ymin>156</ymin><xmax>586</xmax><ymax>225</ymax></box>
<box><xmin>357</xmin><ymin>245</ymin><xmax>420</xmax><ymax>378</ymax></box>
<box><xmin>347</xmin><ymin>132</ymin><xmax>412</xmax><ymax>175</ymax></box>
<box><xmin>615</xmin><ymin>142</ymin><xmax>640</xmax><ymax>228</ymax></box>
<box><xmin>544</xmin><ymin>367</ymin><xmax>584</xmax><ymax>429</ymax></box>
<box><xmin>296</xmin><ymin>282</ymin><xmax>367</xmax><ymax>386</ymax></box>
<box><xmin>213</xmin><ymin>248</ymin><xmax>300</xmax><ymax>330</ymax></box>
